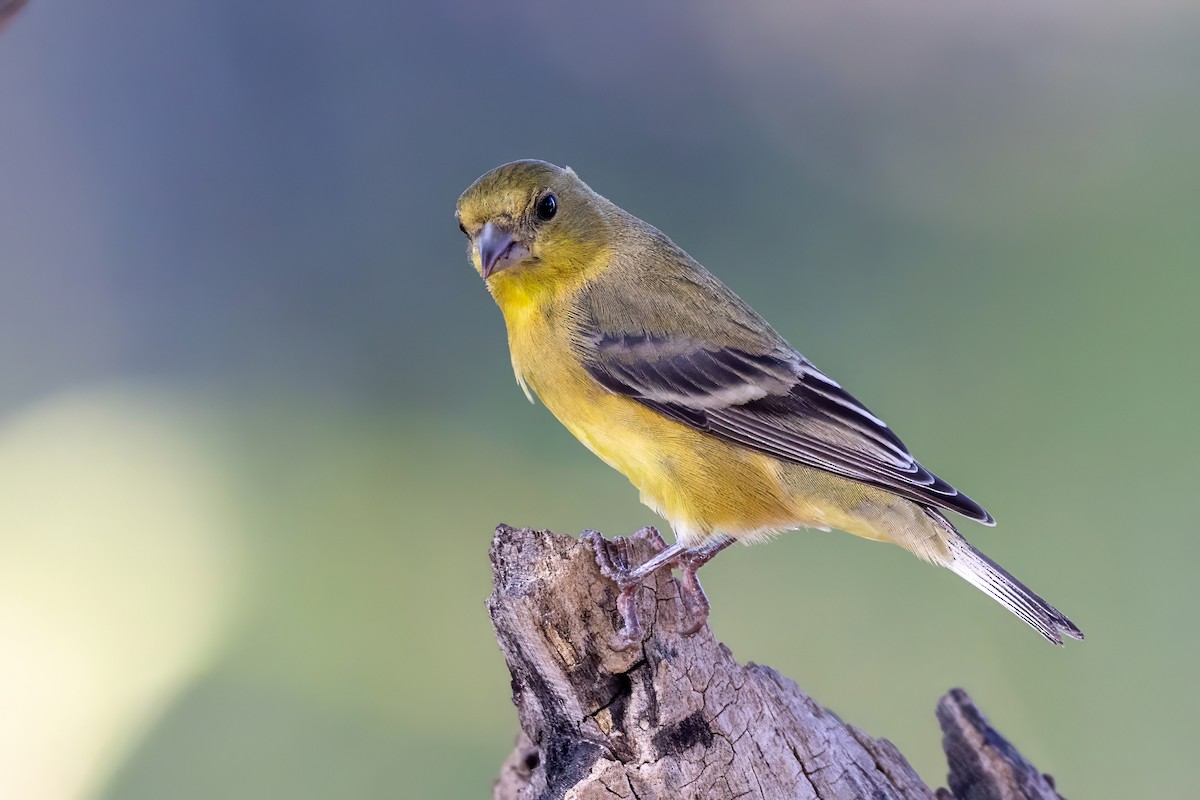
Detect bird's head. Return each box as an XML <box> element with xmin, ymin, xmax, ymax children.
<box><xmin>456</xmin><ymin>160</ymin><xmax>612</xmax><ymax>298</ymax></box>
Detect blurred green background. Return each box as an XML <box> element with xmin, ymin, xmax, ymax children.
<box><xmin>1</xmin><ymin>1</ymin><xmax>1197</xmax><ymax>797</ymax></box>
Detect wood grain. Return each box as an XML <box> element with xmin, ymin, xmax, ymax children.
<box><xmin>488</xmin><ymin>525</ymin><xmax>1068</xmax><ymax>800</ymax></box>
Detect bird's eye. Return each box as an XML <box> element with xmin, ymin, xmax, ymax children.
<box><xmin>458</xmin><ymin>222</ymin><xmax>469</xmax><ymax>237</ymax></box>
<box><xmin>535</xmin><ymin>193</ymin><xmax>557</xmax><ymax>221</ymax></box>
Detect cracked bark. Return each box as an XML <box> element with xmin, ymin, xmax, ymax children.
<box><xmin>489</xmin><ymin>526</ymin><xmax>1069</xmax><ymax>800</ymax></box>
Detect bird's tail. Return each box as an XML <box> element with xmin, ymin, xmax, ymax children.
<box><xmin>943</xmin><ymin>532</ymin><xmax>1083</xmax><ymax>645</ymax></box>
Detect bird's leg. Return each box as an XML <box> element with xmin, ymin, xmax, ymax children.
<box><xmin>629</xmin><ymin>525</ymin><xmax>669</xmax><ymax>552</ymax></box>
<box><xmin>668</xmin><ymin>536</ymin><xmax>735</xmax><ymax>635</ymax></box>
<box><xmin>585</xmin><ymin>526</ymin><xmax>667</xmax><ymax>578</ymax></box>
<box><xmin>583</xmin><ymin>527</ymin><xmax>678</xmax><ymax>649</ymax></box>
<box><xmin>584</xmin><ymin>528</ymin><xmax>734</xmax><ymax>646</ymax></box>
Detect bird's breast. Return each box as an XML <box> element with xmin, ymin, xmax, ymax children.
<box><xmin>499</xmin><ymin>301</ymin><xmax>806</xmax><ymax>544</ymax></box>
<box><xmin>504</xmin><ymin>303</ymin><xmax>646</xmax><ymax>473</ymax></box>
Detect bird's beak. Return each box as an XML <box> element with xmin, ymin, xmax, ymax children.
<box><xmin>477</xmin><ymin>222</ymin><xmax>530</xmax><ymax>279</ymax></box>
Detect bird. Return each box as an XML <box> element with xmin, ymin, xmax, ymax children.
<box><xmin>456</xmin><ymin>159</ymin><xmax>1082</xmax><ymax>648</ymax></box>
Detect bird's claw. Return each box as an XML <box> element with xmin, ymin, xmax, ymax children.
<box><xmin>582</xmin><ymin>529</ymin><xmax>659</xmax><ymax>649</ymax></box>
<box><xmin>675</xmin><ymin>555</ymin><xmax>713</xmax><ymax>635</ymax></box>
<box><xmin>584</xmin><ymin>527</ymin><xmax>663</xmax><ymax>586</ymax></box>
<box><xmin>583</xmin><ymin>529</ymin><xmax>633</xmax><ymax>587</ymax></box>
<box><xmin>629</xmin><ymin>525</ymin><xmax>667</xmax><ymax>552</ymax></box>
<box><xmin>582</xmin><ymin>528</ymin><xmax>724</xmax><ymax>647</ymax></box>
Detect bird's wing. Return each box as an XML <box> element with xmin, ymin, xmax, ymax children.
<box><xmin>572</xmin><ymin>269</ymin><xmax>993</xmax><ymax>524</ymax></box>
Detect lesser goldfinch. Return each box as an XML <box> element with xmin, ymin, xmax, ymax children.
<box><xmin>457</xmin><ymin>159</ymin><xmax>1082</xmax><ymax>647</ymax></box>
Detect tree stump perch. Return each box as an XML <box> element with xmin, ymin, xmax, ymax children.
<box><xmin>488</xmin><ymin>525</ymin><xmax>1066</xmax><ymax>800</ymax></box>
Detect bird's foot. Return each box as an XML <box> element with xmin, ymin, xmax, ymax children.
<box><xmin>670</xmin><ymin>536</ymin><xmax>735</xmax><ymax>635</ymax></box>
<box><xmin>582</xmin><ymin>527</ymin><xmax>666</xmax><ymax>649</ymax></box>
<box><xmin>674</xmin><ymin>549</ymin><xmax>717</xmax><ymax>635</ymax></box>
<box><xmin>583</xmin><ymin>528</ymin><xmax>733</xmax><ymax>647</ymax></box>
<box><xmin>584</xmin><ymin>526</ymin><xmax>665</xmax><ymax>579</ymax></box>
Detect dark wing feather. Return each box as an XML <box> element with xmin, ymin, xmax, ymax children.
<box><xmin>580</xmin><ymin>331</ymin><xmax>994</xmax><ymax>524</ymax></box>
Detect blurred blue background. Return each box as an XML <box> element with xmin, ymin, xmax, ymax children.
<box><xmin>1</xmin><ymin>1</ymin><xmax>1197</xmax><ymax>797</ymax></box>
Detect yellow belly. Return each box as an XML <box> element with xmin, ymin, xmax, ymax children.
<box><xmin>503</xmin><ymin>307</ymin><xmax>814</xmax><ymax>545</ymax></box>
<box><xmin>498</xmin><ymin>295</ymin><xmax>948</xmax><ymax>560</ymax></box>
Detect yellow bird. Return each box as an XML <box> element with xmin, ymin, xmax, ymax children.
<box><xmin>457</xmin><ymin>159</ymin><xmax>1082</xmax><ymax>648</ymax></box>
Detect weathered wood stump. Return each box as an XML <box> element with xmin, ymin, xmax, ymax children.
<box><xmin>488</xmin><ymin>525</ymin><xmax>1066</xmax><ymax>800</ymax></box>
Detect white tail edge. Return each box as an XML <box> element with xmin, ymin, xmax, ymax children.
<box><xmin>945</xmin><ymin>534</ymin><xmax>1084</xmax><ymax>645</ymax></box>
